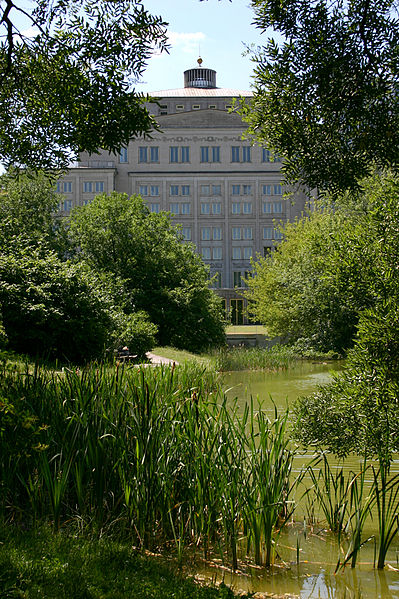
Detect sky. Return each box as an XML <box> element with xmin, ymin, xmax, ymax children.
<box><xmin>135</xmin><ymin>0</ymin><xmax>268</xmax><ymax>93</ymax></box>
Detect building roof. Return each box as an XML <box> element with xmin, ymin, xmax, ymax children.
<box><xmin>148</xmin><ymin>87</ymin><xmax>253</xmax><ymax>98</ymax></box>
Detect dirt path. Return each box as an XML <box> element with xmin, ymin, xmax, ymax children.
<box><xmin>145</xmin><ymin>352</ymin><xmax>179</xmax><ymax>365</ymax></box>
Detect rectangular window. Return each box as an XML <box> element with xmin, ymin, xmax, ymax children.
<box><xmin>263</xmin><ymin>227</ymin><xmax>273</xmax><ymax>239</ymax></box>
<box><xmin>212</xmin><ymin>202</ymin><xmax>222</xmax><ymax>214</ymax></box>
<box><xmin>181</xmin><ymin>146</ymin><xmax>190</xmax><ymax>162</ymax></box>
<box><xmin>243</xmin><ymin>202</ymin><xmax>252</xmax><ymax>214</ymax></box>
<box><xmin>273</xmin><ymin>201</ymin><xmax>283</xmax><ymax>214</ymax></box>
<box><xmin>170</xmin><ymin>203</ymin><xmax>179</xmax><ymax>214</ymax></box>
<box><xmin>200</xmin><ymin>147</ymin><xmax>209</xmax><ymax>163</ymax></box>
<box><xmin>243</xmin><ymin>247</ymin><xmax>253</xmax><ymax>260</ymax></box>
<box><xmin>83</xmin><ymin>199</ymin><xmax>91</xmax><ymax>206</ymax></box>
<box><xmin>192</xmin><ymin>104</ymin><xmax>200</xmax><ymax>110</ymax></box>
<box><xmin>119</xmin><ymin>147</ymin><xmax>128</xmax><ymax>163</ymax></box>
<box><xmin>212</xmin><ymin>184</ymin><xmax>221</xmax><ymax>195</ymax></box>
<box><xmin>150</xmin><ymin>203</ymin><xmax>160</xmax><ymax>213</ymax></box>
<box><xmin>242</xmin><ymin>146</ymin><xmax>251</xmax><ymax>162</ymax></box>
<box><xmin>212</xmin><ymin>247</ymin><xmax>222</xmax><ymax>260</ymax></box>
<box><xmin>243</xmin><ymin>185</ymin><xmax>252</xmax><ymax>195</ymax></box>
<box><xmin>232</xmin><ymin>185</ymin><xmax>240</xmax><ymax>195</ymax></box>
<box><xmin>150</xmin><ymin>147</ymin><xmax>159</xmax><ymax>162</ymax></box>
<box><xmin>63</xmin><ymin>181</ymin><xmax>72</xmax><ymax>193</ymax></box>
<box><xmin>56</xmin><ymin>182</ymin><xmax>62</xmax><ymax>193</ymax></box>
<box><xmin>176</xmin><ymin>104</ymin><xmax>184</xmax><ymax>110</ymax></box>
<box><xmin>211</xmin><ymin>272</ymin><xmax>222</xmax><ymax>288</ymax></box>
<box><xmin>275</xmin><ymin>229</ymin><xmax>284</xmax><ymax>240</ymax></box>
<box><xmin>95</xmin><ymin>181</ymin><xmax>104</xmax><ymax>193</ymax></box>
<box><xmin>139</xmin><ymin>147</ymin><xmax>147</xmax><ymax>163</ymax></box>
<box><xmin>232</xmin><ymin>247</ymin><xmax>241</xmax><ymax>260</ymax></box>
<box><xmin>232</xmin><ymin>227</ymin><xmax>241</xmax><ymax>240</ymax></box>
<box><xmin>263</xmin><ymin>202</ymin><xmax>273</xmax><ymax>214</ymax></box>
<box><xmin>212</xmin><ymin>147</ymin><xmax>221</xmax><ymax>162</ymax></box>
<box><xmin>201</xmin><ymin>227</ymin><xmax>211</xmax><ymax>241</ymax></box>
<box><xmin>262</xmin><ymin>185</ymin><xmax>272</xmax><ymax>195</ymax></box>
<box><xmin>274</xmin><ymin>184</ymin><xmax>283</xmax><ymax>195</ymax></box>
<box><xmin>180</xmin><ymin>185</ymin><xmax>189</xmax><ymax>196</ymax></box>
<box><xmin>83</xmin><ymin>182</ymin><xmax>93</xmax><ymax>193</ymax></box>
<box><xmin>231</xmin><ymin>146</ymin><xmax>240</xmax><ymax>162</ymax></box>
<box><xmin>182</xmin><ymin>227</ymin><xmax>191</xmax><ymax>240</ymax></box>
<box><xmin>200</xmin><ymin>185</ymin><xmax>210</xmax><ymax>196</ymax></box>
<box><xmin>200</xmin><ymin>202</ymin><xmax>210</xmax><ymax>215</ymax></box>
<box><xmin>233</xmin><ymin>271</ymin><xmax>242</xmax><ymax>287</ymax></box>
<box><xmin>150</xmin><ymin>186</ymin><xmax>159</xmax><ymax>197</ymax></box>
<box><xmin>63</xmin><ymin>199</ymin><xmax>73</xmax><ymax>212</ymax></box>
<box><xmin>170</xmin><ymin>147</ymin><xmax>179</xmax><ymax>163</ymax></box>
<box><xmin>139</xmin><ymin>185</ymin><xmax>148</xmax><ymax>196</ymax></box>
<box><xmin>262</xmin><ymin>148</ymin><xmax>271</xmax><ymax>162</ymax></box>
<box><xmin>232</xmin><ymin>202</ymin><xmax>241</xmax><ymax>215</ymax></box>
<box><xmin>181</xmin><ymin>203</ymin><xmax>191</xmax><ymax>215</ymax></box>
<box><xmin>243</xmin><ymin>227</ymin><xmax>253</xmax><ymax>240</ymax></box>
<box><xmin>201</xmin><ymin>247</ymin><xmax>211</xmax><ymax>260</ymax></box>
<box><xmin>170</xmin><ymin>185</ymin><xmax>179</xmax><ymax>196</ymax></box>
<box><xmin>213</xmin><ymin>227</ymin><xmax>222</xmax><ymax>240</ymax></box>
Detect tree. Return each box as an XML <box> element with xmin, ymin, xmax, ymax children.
<box><xmin>242</xmin><ymin>0</ymin><xmax>399</xmax><ymax>192</ymax></box>
<box><xmin>244</xmin><ymin>192</ymin><xmax>376</xmax><ymax>353</ymax></box>
<box><xmin>69</xmin><ymin>192</ymin><xmax>226</xmax><ymax>352</ymax></box>
<box><xmin>0</xmin><ymin>0</ymin><xmax>168</xmax><ymax>170</ymax></box>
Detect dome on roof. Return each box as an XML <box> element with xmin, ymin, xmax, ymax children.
<box><xmin>184</xmin><ymin>59</ymin><xmax>217</xmax><ymax>89</ymax></box>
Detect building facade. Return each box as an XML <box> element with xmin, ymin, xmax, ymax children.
<box><xmin>59</xmin><ymin>62</ymin><xmax>308</xmax><ymax>324</ymax></box>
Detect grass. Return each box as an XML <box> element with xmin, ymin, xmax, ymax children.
<box><xmin>0</xmin><ymin>525</ymin><xmax>251</xmax><ymax>599</ymax></box>
<box><xmin>151</xmin><ymin>346</ymin><xmax>213</xmax><ymax>366</ymax></box>
<box><xmin>225</xmin><ymin>325</ymin><xmax>268</xmax><ymax>335</ymax></box>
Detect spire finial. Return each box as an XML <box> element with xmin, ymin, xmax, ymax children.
<box><xmin>197</xmin><ymin>56</ymin><xmax>203</xmax><ymax>67</ymax></box>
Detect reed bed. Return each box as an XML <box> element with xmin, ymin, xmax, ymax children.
<box><xmin>212</xmin><ymin>345</ymin><xmax>299</xmax><ymax>371</ymax></box>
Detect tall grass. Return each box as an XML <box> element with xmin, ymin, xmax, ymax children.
<box><xmin>213</xmin><ymin>345</ymin><xmax>299</xmax><ymax>372</ymax></box>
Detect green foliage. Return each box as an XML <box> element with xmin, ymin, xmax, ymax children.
<box><xmin>0</xmin><ymin>1</ymin><xmax>168</xmax><ymax>169</ymax></box>
<box><xmin>69</xmin><ymin>192</ymin><xmax>226</xmax><ymax>352</ymax></box>
<box><xmin>244</xmin><ymin>0</ymin><xmax>399</xmax><ymax>192</ymax></box>
<box><xmin>111</xmin><ymin>310</ymin><xmax>158</xmax><ymax>360</ymax></box>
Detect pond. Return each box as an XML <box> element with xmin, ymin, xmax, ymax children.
<box><xmin>192</xmin><ymin>361</ymin><xmax>399</xmax><ymax>599</ymax></box>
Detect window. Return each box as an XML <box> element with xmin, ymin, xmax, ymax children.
<box><xmin>212</xmin><ymin>247</ymin><xmax>222</xmax><ymax>260</ymax></box>
<box><xmin>56</xmin><ymin>182</ymin><xmax>62</xmax><ymax>193</ymax></box>
<box><xmin>233</xmin><ymin>271</ymin><xmax>242</xmax><ymax>287</ymax></box>
<box><xmin>243</xmin><ymin>202</ymin><xmax>252</xmax><ymax>214</ymax></box>
<box><xmin>119</xmin><ymin>147</ymin><xmax>128</xmax><ymax>163</ymax></box>
<box><xmin>242</xmin><ymin>146</ymin><xmax>251</xmax><ymax>162</ymax></box>
<box><xmin>200</xmin><ymin>202</ymin><xmax>210</xmax><ymax>215</ymax></box>
<box><xmin>243</xmin><ymin>227</ymin><xmax>253</xmax><ymax>240</ymax></box>
<box><xmin>181</xmin><ymin>146</ymin><xmax>190</xmax><ymax>163</ymax></box>
<box><xmin>139</xmin><ymin>185</ymin><xmax>148</xmax><ymax>196</ymax></box>
<box><xmin>209</xmin><ymin>104</ymin><xmax>217</xmax><ymax>109</ymax></box>
<box><xmin>262</xmin><ymin>185</ymin><xmax>272</xmax><ymax>195</ymax></box>
<box><xmin>212</xmin><ymin>202</ymin><xmax>222</xmax><ymax>214</ymax></box>
<box><xmin>170</xmin><ymin>203</ymin><xmax>179</xmax><ymax>214</ymax></box>
<box><xmin>150</xmin><ymin>147</ymin><xmax>159</xmax><ymax>162</ymax></box>
<box><xmin>274</xmin><ymin>229</ymin><xmax>284</xmax><ymax>240</ymax></box>
<box><xmin>181</xmin><ymin>203</ymin><xmax>191</xmax><ymax>215</ymax></box>
<box><xmin>232</xmin><ymin>227</ymin><xmax>241</xmax><ymax>240</ymax></box>
<box><xmin>262</xmin><ymin>149</ymin><xmax>271</xmax><ymax>162</ymax></box>
<box><xmin>181</xmin><ymin>185</ymin><xmax>190</xmax><ymax>196</ymax></box>
<box><xmin>231</xmin><ymin>146</ymin><xmax>240</xmax><ymax>162</ymax></box>
<box><xmin>213</xmin><ymin>227</ymin><xmax>222</xmax><ymax>240</ymax></box>
<box><xmin>232</xmin><ymin>202</ymin><xmax>241</xmax><ymax>215</ymax></box>
<box><xmin>63</xmin><ymin>200</ymin><xmax>73</xmax><ymax>212</ymax></box>
<box><xmin>232</xmin><ymin>185</ymin><xmax>240</xmax><ymax>195</ymax></box>
<box><xmin>83</xmin><ymin>199</ymin><xmax>92</xmax><ymax>206</ymax></box>
<box><xmin>150</xmin><ymin>186</ymin><xmax>159</xmax><ymax>197</ymax></box>
<box><xmin>139</xmin><ymin>147</ymin><xmax>147</xmax><ymax>163</ymax></box>
<box><xmin>274</xmin><ymin>184</ymin><xmax>283</xmax><ymax>195</ymax></box>
<box><xmin>150</xmin><ymin>203</ymin><xmax>160</xmax><ymax>213</ymax></box>
<box><xmin>263</xmin><ymin>227</ymin><xmax>273</xmax><ymax>239</ymax></box>
<box><xmin>201</xmin><ymin>185</ymin><xmax>210</xmax><ymax>196</ymax></box>
<box><xmin>225</xmin><ymin>104</ymin><xmax>232</xmax><ymax>110</ymax></box>
<box><xmin>170</xmin><ymin>147</ymin><xmax>179</xmax><ymax>163</ymax></box>
<box><xmin>170</xmin><ymin>185</ymin><xmax>179</xmax><ymax>196</ymax></box>
<box><xmin>176</xmin><ymin>104</ymin><xmax>184</xmax><ymax>110</ymax></box>
<box><xmin>243</xmin><ymin>185</ymin><xmax>252</xmax><ymax>195</ymax></box>
<box><xmin>201</xmin><ymin>247</ymin><xmax>211</xmax><ymax>260</ymax></box>
<box><xmin>201</xmin><ymin>227</ymin><xmax>211</xmax><ymax>241</ymax></box>
<box><xmin>211</xmin><ymin>272</ymin><xmax>222</xmax><ymax>288</ymax></box>
<box><xmin>200</xmin><ymin>147</ymin><xmax>209</xmax><ymax>163</ymax></box>
<box><xmin>201</xmin><ymin>146</ymin><xmax>221</xmax><ymax>163</ymax></box>
<box><xmin>182</xmin><ymin>227</ymin><xmax>191</xmax><ymax>240</ymax></box>
<box><xmin>192</xmin><ymin>104</ymin><xmax>200</xmax><ymax>110</ymax></box>
<box><xmin>262</xmin><ymin>202</ymin><xmax>273</xmax><ymax>214</ymax></box>
<box><xmin>95</xmin><ymin>181</ymin><xmax>104</xmax><ymax>193</ymax></box>
<box><xmin>63</xmin><ymin>181</ymin><xmax>72</xmax><ymax>193</ymax></box>
<box><xmin>212</xmin><ymin>184</ymin><xmax>221</xmax><ymax>195</ymax></box>
<box><xmin>232</xmin><ymin>247</ymin><xmax>241</xmax><ymax>260</ymax></box>
<box><xmin>243</xmin><ymin>247</ymin><xmax>253</xmax><ymax>260</ymax></box>
<box><xmin>83</xmin><ymin>182</ymin><xmax>93</xmax><ymax>193</ymax></box>
<box><xmin>273</xmin><ymin>201</ymin><xmax>283</xmax><ymax>214</ymax></box>
<box><xmin>212</xmin><ymin>147</ymin><xmax>220</xmax><ymax>163</ymax></box>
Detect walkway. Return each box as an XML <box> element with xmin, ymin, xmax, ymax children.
<box><xmin>145</xmin><ymin>352</ymin><xmax>179</xmax><ymax>365</ymax></box>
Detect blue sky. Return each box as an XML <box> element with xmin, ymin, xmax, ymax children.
<box><xmin>135</xmin><ymin>0</ymin><xmax>267</xmax><ymax>93</ymax></box>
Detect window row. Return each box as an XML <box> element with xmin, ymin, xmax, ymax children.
<box><xmin>201</xmin><ymin>247</ymin><xmax>223</xmax><ymax>260</ymax></box>
<box><xmin>138</xmin><ymin>183</ymin><xmax>282</xmax><ymax>198</ymax></box>
<box><xmin>148</xmin><ymin>201</ymin><xmax>284</xmax><ymax>218</ymax></box>
<box><xmin>83</xmin><ymin>181</ymin><xmax>105</xmax><ymax>193</ymax></box>
<box><xmin>120</xmin><ymin>146</ymin><xmax>282</xmax><ymax>165</ymax></box>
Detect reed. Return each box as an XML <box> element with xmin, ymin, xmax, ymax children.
<box><xmin>212</xmin><ymin>345</ymin><xmax>299</xmax><ymax>372</ymax></box>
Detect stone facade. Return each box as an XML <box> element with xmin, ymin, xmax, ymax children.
<box><xmin>59</xmin><ymin>64</ymin><xmax>308</xmax><ymax>324</ymax></box>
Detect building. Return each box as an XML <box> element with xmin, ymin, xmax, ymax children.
<box><xmin>59</xmin><ymin>60</ymin><xmax>308</xmax><ymax>324</ymax></box>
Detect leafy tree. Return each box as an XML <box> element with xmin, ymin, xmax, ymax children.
<box><xmin>242</xmin><ymin>0</ymin><xmax>399</xmax><ymax>192</ymax></box>
<box><xmin>0</xmin><ymin>0</ymin><xmax>168</xmax><ymax>169</ymax></box>
<box><xmin>69</xmin><ymin>192</ymin><xmax>226</xmax><ymax>352</ymax></box>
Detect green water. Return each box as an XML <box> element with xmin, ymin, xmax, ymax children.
<box><xmin>196</xmin><ymin>361</ymin><xmax>399</xmax><ymax>599</ymax></box>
